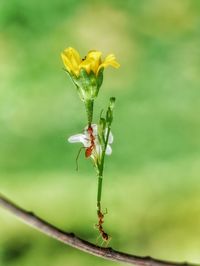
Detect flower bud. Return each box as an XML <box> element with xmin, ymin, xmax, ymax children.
<box><xmin>109</xmin><ymin>97</ymin><xmax>116</xmax><ymax>110</ymax></box>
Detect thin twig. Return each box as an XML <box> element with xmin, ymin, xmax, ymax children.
<box><xmin>0</xmin><ymin>194</ymin><xmax>198</xmax><ymax>266</ymax></box>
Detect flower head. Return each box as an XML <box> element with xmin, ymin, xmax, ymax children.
<box><xmin>61</xmin><ymin>47</ymin><xmax>120</xmax><ymax>124</ymax></box>
<box><xmin>68</xmin><ymin>124</ymin><xmax>113</xmax><ymax>162</ymax></box>
<box><xmin>61</xmin><ymin>47</ymin><xmax>120</xmax><ymax>77</ymax></box>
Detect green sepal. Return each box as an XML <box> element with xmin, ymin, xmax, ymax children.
<box><xmin>63</xmin><ymin>68</ymin><xmax>78</xmax><ymax>88</ymax></box>
<box><xmin>99</xmin><ymin>117</ymin><xmax>106</xmax><ymax>131</ymax></box>
<box><xmin>98</xmin><ymin>117</ymin><xmax>106</xmax><ymax>149</ymax></box>
<box><xmin>96</xmin><ymin>68</ymin><xmax>104</xmax><ymax>94</ymax></box>
<box><xmin>72</xmin><ymin>69</ymin><xmax>102</xmax><ymax>101</ymax></box>
<box><xmin>106</xmin><ymin>97</ymin><xmax>116</xmax><ymax>125</ymax></box>
<box><xmin>63</xmin><ymin>67</ymin><xmax>104</xmax><ymax>103</ymax></box>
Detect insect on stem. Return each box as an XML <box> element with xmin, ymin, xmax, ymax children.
<box><xmin>75</xmin><ymin>125</ymin><xmax>96</xmax><ymax>170</ymax></box>
<box><xmin>85</xmin><ymin>126</ymin><xmax>96</xmax><ymax>158</ymax></box>
<box><xmin>96</xmin><ymin>208</ymin><xmax>110</xmax><ymax>244</ymax></box>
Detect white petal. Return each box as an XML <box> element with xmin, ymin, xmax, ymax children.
<box><xmin>108</xmin><ymin>131</ymin><xmax>114</xmax><ymax>144</ymax></box>
<box><xmin>105</xmin><ymin>145</ymin><xmax>112</xmax><ymax>155</ymax></box>
<box><xmin>104</xmin><ymin>129</ymin><xmax>114</xmax><ymax>144</ymax></box>
<box><xmin>91</xmin><ymin>124</ymin><xmax>98</xmax><ymax>135</ymax></box>
<box><xmin>68</xmin><ymin>134</ymin><xmax>89</xmax><ymax>147</ymax></box>
<box><xmin>95</xmin><ymin>144</ymin><xmax>102</xmax><ymax>156</ymax></box>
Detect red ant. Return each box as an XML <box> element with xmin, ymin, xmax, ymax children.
<box><xmin>75</xmin><ymin>125</ymin><xmax>96</xmax><ymax>170</ymax></box>
<box><xmin>85</xmin><ymin>125</ymin><xmax>95</xmax><ymax>158</ymax></box>
<box><xmin>96</xmin><ymin>209</ymin><xmax>110</xmax><ymax>244</ymax></box>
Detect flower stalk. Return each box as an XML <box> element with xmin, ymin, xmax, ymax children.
<box><xmin>96</xmin><ymin>98</ymin><xmax>115</xmax><ymax>214</ymax></box>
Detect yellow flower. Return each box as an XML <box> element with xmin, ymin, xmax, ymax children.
<box><xmin>61</xmin><ymin>47</ymin><xmax>120</xmax><ymax>77</ymax></box>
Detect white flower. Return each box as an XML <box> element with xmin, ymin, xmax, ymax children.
<box><xmin>68</xmin><ymin>124</ymin><xmax>113</xmax><ymax>159</ymax></box>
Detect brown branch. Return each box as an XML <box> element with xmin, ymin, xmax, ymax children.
<box><xmin>0</xmin><ymin>193</ymin><xmax>198</xmax><ymax>266</ymax></box>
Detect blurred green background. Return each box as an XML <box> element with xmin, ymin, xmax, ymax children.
<box><xmin>1</xmin><ymin>0</ymin><xmax>200</xmax><ymax>265</ymax></box>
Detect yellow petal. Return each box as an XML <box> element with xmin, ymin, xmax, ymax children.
<box><xmin>86</xmin><ymin>50</ymin><xmax>102</xmax><ymax>62</ymax></box>
<box><xmin>61</xmin><ymin>47</ymin><xmax>81</xmax><ymax>76</ymax></box>
<box><xmin>86</xmin><ymin>50</ymin><xmax>102</xmax><ymax>74</ymax></box>
<box><xmin>79</xmin><ymin>58</ymin><xmax>93</xmax><ymax>74</ymax></box>
<box><xmin>64</xmin><ymin>47</ymin><xmax>81</xmax><ymax>65</ymax></box>
<box><xmin>61</xmin><ymin>52</ymin><xmax>74</xmax><ymax>73</ymax></box>
<box><xmin>98</xmin><ymin>54</ymin><xmax>120</xmax><ymax>73</ymax></box>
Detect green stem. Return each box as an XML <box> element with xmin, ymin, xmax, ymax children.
<box><xmin>97</xmin><ymin>175</ymin><xmax>103</xmax><ymax>211</ymax></box>
<box><xmin>96</xmin><ymin>126</ymin><xmax>111</xmax><ymax>213</ymax></box>
<box><xmin>85</xmin><ymin>100</ymin><xmax>94</xmax><ymax>126</ymax></box>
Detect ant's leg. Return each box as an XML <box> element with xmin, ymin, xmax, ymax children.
<box><xmin>76</xmin><ymin>147</ymin><xmax>85</xmax><ymax>171</ymax></box>
<box><xmin>100</xmin><ymin>235</ymin><xmax>111</xmax><ymax>247</ymax></box>
<box><xmin>101</xmin><ymin>239</ymin><xmax>105</xmax><ymax>246</ymax></box>
<box><xmin>103</xmin><ymin>208</ymin><xmax>108</xmax><ymax>216</ymax></box>
<box><xmin>95</xmin><ymin>233</ymin><xmax>102</xmax><ymax>246</ymax></box>
<box><xmin>93</xmin><ymin>223</ymin><xmax>99</xmax><ymax>230</ymax></box>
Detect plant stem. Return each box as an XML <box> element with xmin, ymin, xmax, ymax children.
<box><xmin>85</xmin><ymin>99</ymin><xmax>94</xmax><ymax>126</ymax></box>
<box><xmin>96</xmin><ymin>127</ymin><xmax>111</xmax><ymax>212</ymax></box>
<box><xmin>97</xmin><ymin>175</ymin><xmax>103</xmax><ymax>211</ymax></box>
